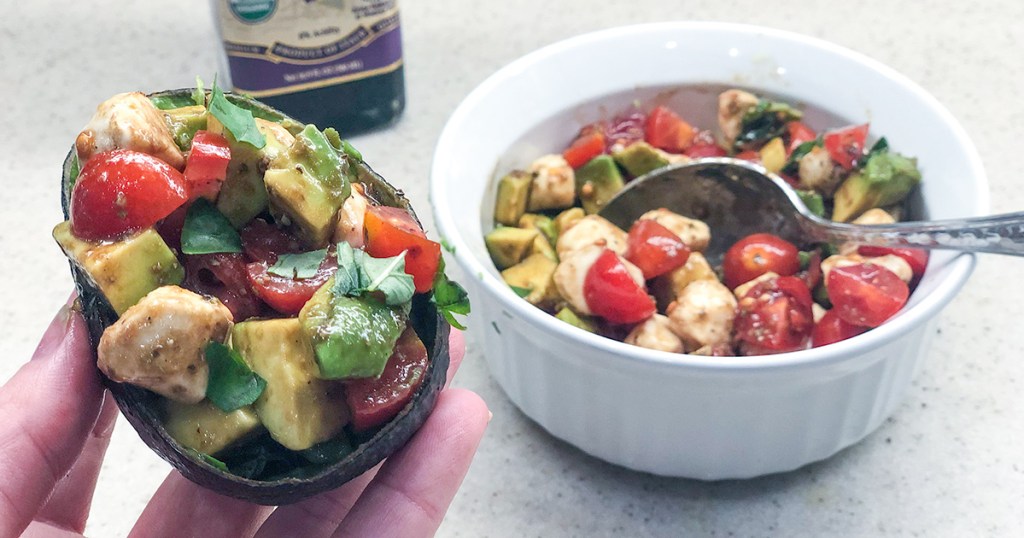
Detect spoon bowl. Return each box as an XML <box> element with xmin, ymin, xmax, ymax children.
<box><xmin>600</xmin><ymin>157</ymin><xmax>1024</xmax><ymax>262</ymax></box>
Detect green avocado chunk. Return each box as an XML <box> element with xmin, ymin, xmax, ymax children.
<box><xmin>500</xmin><ymin>253</ymin><xmax>560</xmax><ymax>308</ymax></box>
<box><xmin>555</xmin><ymin>306</ymin><xmax>597</xmax><ymax>333</ymax></box>
<box><xmin>612</xmin><ymin>141</ymin><xmax>670</xmax><ymax>177</ymax></box>
<box><xmin>494</xmin><ymin>170</ymin><xmax>532</xmax><ymax>226</ymax></box>
<box><xmin>575</xmin><ymin>155</ymin><xmax>625</xmax><ymax>214</ymax></box>
<box><xmin>299</xmin><ymin>279</ymin><xmax>408</xmax><ymax>380</ymax></box>
<box><xmin>52</xmin><ymin>222</ymin><xmax>184</xmax><ymax>315</ymax></box>
<box><xmin>211</xmin><ymin>117</ymin><xmax>296</xmax><ymax>228</ymax></box>
<box><xmin>162</xmin><ymin>105</ymin><xmax>208</xmax><ymax>151</ymax></box>
<box><xmin>484</xmin><ymin>226</ymin><xmax>539</xmax><ymax>270</ymax></box>
<box><xmin>231</xmin><ymin>318</ymin><xmax>350</xmax><ymax>451</ymax></box>
<box><xmin>163</xmin><ymin>399</ymin><xmax>262</xmax><ymax>457</ymax></box>
<box><xmin>265</xmin><ymin>125</ymin><xmax>352</xmax><ymax>248</ymax></box>
<box><xmin>832</xmin><ymin>151</ymin><xmax>921</xmax><ymax>222</ymax></box>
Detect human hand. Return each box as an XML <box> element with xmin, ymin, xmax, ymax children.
<box><xmin>2</xmin><ymin>297</ymin><xmax>489</xmax><ymax>538</ymax></box>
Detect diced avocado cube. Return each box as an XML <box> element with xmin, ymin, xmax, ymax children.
<box><xmin>518</xmin><ymin>213</ymin><xmax>558</xmax><ymax>246</ymax></box>
<box><xmin>163</xmin><ymin>399</ymin><xmax>262</xmax><ymax>456</ymax></box>
<box><xmin>759</xmin><ymin>137</ymin><xmax>786</xmax><ymax>173</ymax></box>
<box><xmin>485</xmin><ymin>226</ymin><xmax>539</xmax><ymax>269</ymax></box>
<box><xmin>231</xmin><ymin>318</ymin><xmax>350</xmax><ymax>450</ymax></box>
<box><xmin>500</xmin><ymin>253</ymin><xmax>560</xmax><ymax>308</ymax></box>
<box><xmin>555</xmin><ymin>306</ymin><xmax>597</xmax><ymax>333</ymax></box>
<box><xmin>264</xmin><ymin>125</ymin><xmax>352</xmax><ymax>247</ymax></box>
<box><xmin>161</xmin><ymin>105</ymin><xmax>208</xmax><ymax>151</ymax></box>
<box><xmin>575</xmin><ymin>155</ymin><xmax>625</xmax><ymax>214</ymax></box>
<box><xmin>298</xmin><ymin>280</ymin><xmax>408</xmax><ymax>380</ymax></box>
<box><xmin>796</xmin><ymin>190</ymin><xmax>826</xmax><ymax>218</ymax></box>
<box><xmin>494</xmin><ymin>171</ymin><xmax>532</xmax><ymax>226</ymax></box>
<box><xmin>211</xmin><ymin>117</ymin><xmax>296</xmax><ymax>228</ymax></box>
<box><xmin>832</xmin><ymin>151</ymin><xmax>921</xmax><ymax>222</ymax></box>
<box><xmin>53</xmin><ymin>222</ymin><xmax>184</xmax><ymax>315</ymax></box>
<box><xmin>554</xmin><ymin>207</ymin><xmax>585</xmax><ymax>236</ymax></box>
<box><xmin>613</xmin><ymin>141</ymin><xmax>669</xmax><ymax>177</ymax></box>
<box><xmin>530</xmin><ymin>233</ymin><xmax>557</xmax><ymax>261</ymax></box>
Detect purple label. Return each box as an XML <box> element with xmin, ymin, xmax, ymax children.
<box><xmin>225</xmin><ymin>21</ymin><xmax>402</xmax><ymax>96</ymax></box>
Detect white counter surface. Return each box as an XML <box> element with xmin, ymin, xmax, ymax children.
<box><xmin>2</xmin><ymin>1</ymin><xmax>1023</xmax><ymax>536</ymax></box>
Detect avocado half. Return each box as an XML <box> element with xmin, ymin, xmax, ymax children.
<box><xmin>59</xmin><ymin>89</ymin><xmax>451</xmax><ymax>505</ymax></box>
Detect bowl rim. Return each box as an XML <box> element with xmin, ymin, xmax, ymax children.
<box><xmin>430</xmin><ymin>21</ymin><xmax>989</xmax><ymax>373</ymax></box>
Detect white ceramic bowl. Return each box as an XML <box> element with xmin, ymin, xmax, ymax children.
<box><xmin>430</xmin><ymin>22</ymin><xmax>988</xmax><ymax>479</ymax></box>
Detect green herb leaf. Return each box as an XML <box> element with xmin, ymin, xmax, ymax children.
<box><xmin>736</xmin><ymin>98</ymin><xmax>803</xmax><ymax>150</ymax></box>
<box><xmin>332</xmin><ymin>242</ymin><xmax>362</xmax><ymax>297</ymax></box>
<box><xmin>866</xmin><ymin>136</ymin><xmax>890</xmax><ymax>160</ymax></box>
<box><xmin>209</xmin><ymin>82</ymin><xmax>266</xmax><ymax>149</ymax></box>
<box><xmin>205</xmin><ymin>341</ymin><xmax>266</xmax><ymax>412</ymax></box>
<box><xmin>192</xmin><ymin>77</ymin><xmax>206</xmax><ymax>107</ymax></box>
<box><xmin>509</xmin><ymin>285</ymin><xmax>532</xmax><ymax>298</ymax></box>
<box><xmin>440</xmin><ymin>238</ymin><xmax>456</xmax><ymax>254</ymax></box>
<box><xmin>331</xmin><ymin>242</ymin><xmax>415</xmax><ymax>306</ymax></box>
<box><xmin>432</xmin><ymin>258</ymin><xmax>471</xmax><ymax>330</ymax></box>
<box><xmin>360</xmin><ymin>250</ymin><xmax>416</xmax><ymax>306</ymax></box>
<box><xmin>181</xmin><ymin>199</ymin><xmax>243</xmax><ymax>255</ymax></box>
<box><xmin>268</xmin><ymin>249</ymin><xmax>328</xmax><ymax>279</ymax></box>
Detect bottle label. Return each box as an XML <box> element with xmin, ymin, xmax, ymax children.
<box><xmin>215</xmin><ymin>0</ymin><xmax>402</xmax><ymax>97</ymax></box>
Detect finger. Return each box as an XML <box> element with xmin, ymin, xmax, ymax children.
<box><xmin>0</xmin><ymin>302</ymin><xmax>106</xmax><ymax>538</ymax></box>
<box><xmin>252</xmin><ymin>466</ymin><xmax>380</xmax><ymax>538</ymax></box>
<box><xmin>35</xmin><ymin>391</ymin><xmax>118</xmax><ymax>533</ymax></box>
<box><xmin>335</xmin><ymin>388</ymin><xmax>489</xmax><ymax>537</ymax></box>
<box><xmin>129</xmin><ymin>473</ymin><xmax>272</xmax><ymax>538</ymax></box>
<box><xmin>445</xmin><ymin>329</ymin><xmax>466</xmax><ymax>387</ymax></box>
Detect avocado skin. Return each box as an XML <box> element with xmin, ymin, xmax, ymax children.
<box><xmin>60</xmin><ymin>89</ymin><xmax>450</xmax><ymax>506</ymax></box>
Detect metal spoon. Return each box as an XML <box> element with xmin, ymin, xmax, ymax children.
<box><xmin>598</xmin><ymin>157</ymin><xmax>1024</xmax><ymax>265</ymax></box>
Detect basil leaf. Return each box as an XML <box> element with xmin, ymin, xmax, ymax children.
<box><xmin>866</xmin><ymin>136</ymin><xmax>890</xmax><ymax>159</ymax></box>
<box><xmin>360</xmin><ymin>250</ymin><xmax>415</xmax><ymax>306</ymax></box>
<box><xmin>268</xmin><ymin>249</ymin><xmax>328</xmax><ymax>279</ymax></box>
<box><xmin>332</xmin><ymin>242</ymin><xmax>362</xmax><ymax>296</ymax></box>
<box><xmin>432</xmin><ymin>258</ymin><xmax>471</xmax><ymax>330</ymax></box>
<box><xmin>209</xmin><ymin>81</ymin><xmax>266</xmax><ymax>149</ymax></box>
<box><xmin>509</xmin><ymin>285</ymin><xmax>532</xmax><ymax>298</ymax></box>
<box><xmin>181</xmin><ymin>199</ymin><xmax>243</xmax><ymax>255</ymax></box>
<box><xmin>204</xmin><ymin>341</ymin><xmax>266</xmax><ymax>412</ymax></box>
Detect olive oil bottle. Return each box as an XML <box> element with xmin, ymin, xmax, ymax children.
<box><xmin>211</xmin><ymin>0</ymin><xmax>405</xmax><ymax>136</ymax></box>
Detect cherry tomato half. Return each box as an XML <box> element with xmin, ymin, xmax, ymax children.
<box><xmin>246</xmin><ymin>254</ymin><xmax>337</xmax><ymax>316</ymax></box>
<box><xmin>184</xmin><ymin>130</ymin><xmax>231</xmax><ymax>201</ymax></box>
<box><xmin>183</xmin><ymin>253</ymin><xmax>263</xmax><ymax>321</ymax></box>
<box><xmin>364</xmin><ymin>205</ymin><xmax>441</xmax><ymax>293</ymax></box>
<box><xmin>644</xmin><ymin>105</ymin><xmax>696</xmax><ymax>153</ymax></box>
<box><xmin>735</xmin><ymin>275</ymin><xmax>814</xmax><ymax>353</ymax></box>
<box><xmin>684</xmin><ymin>130</ymin><xmax>727</xmax><ymax>158</ymax></box>
<box><xmin>344</xmin><ymin>327</ymin><xmax>429</xmax><ymax>432</ymax></box>
<box><xmin>583</xmin><ymin>249</ymin><xmax>656</xmax><ymax>325</ymax></box>
<box><xmin>785</xmin><ymin>121</ymin><xmax>817</xmax><ymax>155</ymax></box>
<box><xmin>857</xmin><ymin>245</ymin><xmax>929</xmax><ymax>279</ymax></box>
<box><xmin>823</xmin><ymin>123</ymin><xmax>869</xmax><ymax>170</ymax></box>
<box><xmin>563</xmin><ymin>130</ymin><xmax>606</xmax><ymax>169</ymax></box>
<box><xmin>812</xmin><ymin>308</ymin><xmax>868</xmax><ymax>347</ymax></box>
<box><xmin>827</xmin><ymin>262</ymin><xmax>909</xmax><ymax>328</ymax></box>
<box><xmin>70</xmin><ymin>150</ymin><xmax>188</xmax><ymax>241</ymax></box>
<box><xmin>722</xmin><ymin>233</ymin><xmax>801</xmax><ymax>289</ymax></box>
<box><xmin>624</xmin><ymin>219</ymin><xmax>691</xmax><ymax>279</ymax></box>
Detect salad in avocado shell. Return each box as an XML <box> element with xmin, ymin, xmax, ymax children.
<box><xmin>53</xmin><ymin>86</ymin><xmax>469</xmax><ymax>505</ymax></box>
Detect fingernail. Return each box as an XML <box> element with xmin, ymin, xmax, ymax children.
<box><xmin>487</xmin><ymin>411</ymin><xmax>493</xmax><ymax>422</ymax></box>
<box><xmin>31</xmin><ymin>302</ymin><xmax>76</xmax><ymax>361</ymax></box>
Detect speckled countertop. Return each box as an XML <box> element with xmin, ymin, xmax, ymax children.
<box><xmin>2</xmin><ymin>1</ymin><xmax>1023</xmax><ymax>536</ymax></box>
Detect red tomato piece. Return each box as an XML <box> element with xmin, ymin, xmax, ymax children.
<box><xmin>583</xmin><ymin>249</ymin><xmax>656</xmax><ymax>325</ymax></box>
<box><xmin>624</xmin><ymin>219</ymin><xmax>691</xmax><ymax>279</ymax></box>
<box><xmin>563</xmin><ymin>130</ymin><xmax>606</xmax><ymax>169</ymax></box>
<box><xmin>735</xmin><ymin>275</ymin><xmax>814</xmax><ymax>353</ymax></box>
<box><xmin>183</xmin><ymin>253</ymin><xmax>263</xmax><ymax>321</ymax></box>
<box><xmin>722</xmin><ymin>233</ymin><xmax>801</xmax><ymax>289</ymax></box>
<box><xmin>184</xmin><ymin>130</ymin><xmax>231</xmax><ymax>201</ymax></box>
<box><xmin>785</xmin><ymin>121</ymin><xmax>817</xmax><ymax>154</ymax></box>
<box><xmin>735</xmin><ymin>150</ymin><xmax>761</xmax><ymax>163</ymax></box>
<box><xmin>812</xmin><ymin>308</ymin><xmax>868</xmax><ymax>347</ymax></box>
<box><xmin>823</xmin><ymin>123</ymin><xmax>869</xmax><ymax>170</ymax></box>
<box><xmin>246</xmin><ymin>252</ymin><xmax>337</xmax><ymax>316</ymax></box>
<box><xmin>827</xmin><ymin>263</ymin><xmax>909</xmax><ymax>328</ymax></box>
<box><xmin>684</xmin><ymin>130</ymin><xmax>728</xmax><ymax>158</ymax></box>
<box><xmin>240</xmin><ymin>218</ymin><xmax>304</xmax><ymax>264</ymax></box>
<box><xmin>345</xmin><ymin>327</ymin><xmax>429</xmax><ymax>431</ymax></box>
<box><xmin>364</xmin><ymin>205</ymin><xmax>441</xmax><ymax>293</ymax></box>
<box><xmin>70</xmin><ymin>150</ymin><xmax>188</xmax><ymax>241</ymax></box>
<box><xmin>644</xmin><ymin>105</ymin><xmax>696</xmax><ymax>153</ymax></box>
<box><xmin>857</xmin><ymin>245</ymin><xmax>929</xmax><ymax>278</ymax></box>
<box><xmin>797</xmin><ymin>249</ymin><xmax>823</xmax><ymax>290</ymax></box>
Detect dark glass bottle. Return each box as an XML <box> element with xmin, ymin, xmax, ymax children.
<box><xmin>212</xmin><ymin>0</ymin><xmax>405</xmax><ymax>136</ymax></box>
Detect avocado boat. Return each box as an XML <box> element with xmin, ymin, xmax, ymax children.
<box><xmin>54</xmin><ymin>88</ymin><xmax>464</xmax><ymax>505</ymax></box>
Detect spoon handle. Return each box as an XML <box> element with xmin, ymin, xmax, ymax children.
<box><xmin>807</xmin><ymin>211</ymin><xmax>1024</xmax><ymax>256</ymax></box>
